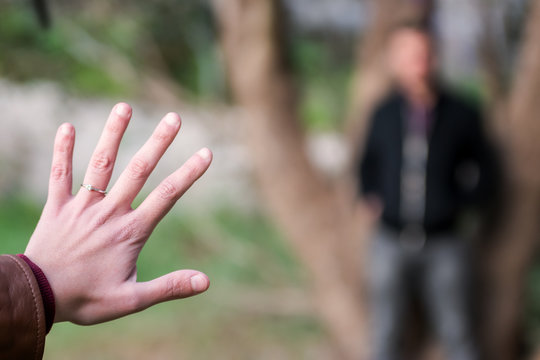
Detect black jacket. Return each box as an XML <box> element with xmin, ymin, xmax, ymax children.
<box><xmin>358</xmin><ymin>89</ymin><xmax>499</xmax><ymax>234</ymax></box>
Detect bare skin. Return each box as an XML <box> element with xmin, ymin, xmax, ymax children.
<box><xmin>387</xmin><ymin>28</ymin><xmax>436</xmax><ymax>108</ymax></box>
<box><xmin>24</xmin><ymin>102</ymin><xmax>212</xmax><ymax>325</ymax></box>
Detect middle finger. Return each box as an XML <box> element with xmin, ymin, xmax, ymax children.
<box><xmin>107</xmin><ymin>112</ymin><xmax>182</xmax><ymax>207</ymax></box>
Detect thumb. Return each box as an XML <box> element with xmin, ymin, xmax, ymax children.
<box><xmin>133</xmin><ymin>270</ymin><xmax>210</xmax><ymax>311</ymax></box>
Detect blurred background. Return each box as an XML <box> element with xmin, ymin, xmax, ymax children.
<box><xmin>2</xmin><ymin>0</ymin><xmax>540</xmax><ymax>359</ymax></box>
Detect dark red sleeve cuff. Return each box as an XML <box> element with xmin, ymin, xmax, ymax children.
<box><xmin>17</xmin><ymin>254</ymin><xmax>55</xmax><ymax>334</ymax></box>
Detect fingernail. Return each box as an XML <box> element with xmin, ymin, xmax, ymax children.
<box><xmin>164</xmin><ymin>112</ymin><xmax>180</xmax><ymax>126</ymax></box>
<box><xmin>197</xmin><ymin>148</ymin><xmax>212</xmax><ymax>161</ymax></box>
<box><xmin>61</xmin><ymin>123</ymin><xmax>72</xmax><ymax>135</ymax></box>
<box><xmin>190</xmin><ymin>274</ymin><xmax>208</xmax><ymax>293</ymax></box>
<box><xmin>115</xmin><ymin>103</ymin><xmax>131</xmax><ymax>117</ymax></box>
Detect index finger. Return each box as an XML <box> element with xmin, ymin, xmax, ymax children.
<box><xmin>134</xmin><ymin>148</ymin><xmax>212</xmax><ymax>229</ymax></box>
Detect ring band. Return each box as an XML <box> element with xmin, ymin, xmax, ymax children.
<box><xmin>81</xmin><ymin>184</ymin><xmax>107</xmax><ymax>195</ymax></box>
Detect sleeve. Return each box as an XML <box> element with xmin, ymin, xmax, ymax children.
<box><xmin>0</xmin><ymin>254</ymin><xmax>46</xmax><ymax>360</ymax></box>
<box><xmin>358</xmin><ymin>110</ymin><xmax>381</xmax><ymax>197</ymax></box>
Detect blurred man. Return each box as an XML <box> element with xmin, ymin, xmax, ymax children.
<box><xmin>358</xmin><ymin>24</ymin><xmax>498</xmax><ymax>360</ymax></box>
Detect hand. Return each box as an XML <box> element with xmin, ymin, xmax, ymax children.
<box><xmin>24</xmin><ymin>103</ymin><xmax>212</xmax><ymax>325</ymax></box>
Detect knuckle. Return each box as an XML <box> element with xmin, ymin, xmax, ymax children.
<box><xmin>51</xmin><ymin>163</ymin><xmax>70</xmax><ymax>181</ymax></box>
<box><xmin>72</xmin><ymin>314</ymin><xmax>93</xmax><ymax>326</ymax></box>
<box><xmin>122</xmin><ymin>289</ymin><xmax>141</xmax><ymax>313</ymax></box>
<box><xmin>165</xmin><ymin>277</ymin><xmax>175</xmax><ymax>298</ymax></box>
<box><xmin>90</xmin><ymin>209</ymin><xmax>113</xmax><ymax>228</ymax></box>
<box><xmin>152</xmin><ymin>129</ymin><xmax>170</xmax><ymax>142</ymax></box>
<box><xmin>54</xmin><ymin>141</ymin><xmax>69</xmax><ymax>154</ymax></box>
<box><xmin>118</xmin><ymin>223</ymin><xmax>136</xmax><ymax>241</ymax></box>
<box><xmin>182</xmin><ymin>162</ymin><xmax>200</xmax><ymax>181</ymax></box>
<box><xmin>90</xmin><ymin>152</ymin><xmax>113</xmax><ymax>174</ymax></box>
<box><xmin>43</xmin><ymin>200</ymin><xmax>61</xmax><ymax>215</ymax></box>
<box><xmin>165</xmin><ymin>276</ymin><xmax>188</xmax><ymax>299</ymax></box>
<box><xmin>157</xmin><ymin>180</ymin><xmax>178</xmax><ymax>200</ymax></box>
<box><xmin>128</xmin><ymin>157</ymin><xmax>149</xmax><ymax>180</ymax></box>
<box><xmin>117</xmin><ymin>216</ymin><xmax>143</xmax><ymax>241</ymax></box>
<box><xmin>106</xmin><ymin>118</ymin><xmax>125</xmax><ymax>134</ymax></box>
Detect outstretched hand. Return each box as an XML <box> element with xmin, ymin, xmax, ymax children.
<box><xmin>24</xmin><ymin>103</ymin><xmax>212</xmax><ymax>325</ymax></box>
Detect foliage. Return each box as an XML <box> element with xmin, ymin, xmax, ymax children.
<box><xmin>0</xmin><ymin>7</ymin><xmax>129</xmax><ymax>96</ymax></box>
<box><xmin>0</xmin><ymin>196</ymin><xmax>41</xmax><ymax>254</ymax></box>
<box><xmin>290</xmin><ymin>35</ymin><xmax>355</xmax><ymax>132</ymax></box>
<box><xmin>0</xmin><ymin>1</ymin><xmax>224</xmax><ymax>99</ymax></box>
<box><xmin>0</xmin><ymin>1</ymin><xmax>357</xmax><ymax>131</ymax></box>
<box><xmin>141</xmin><ymin>0</ymin><xmax>224</xmax><ymax>100</ymax></box>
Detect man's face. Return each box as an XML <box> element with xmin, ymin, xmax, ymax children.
<box><xmin>387</xmin><ymin>29</ymin><xmax>434</xmax><ymax>88</ymax></box>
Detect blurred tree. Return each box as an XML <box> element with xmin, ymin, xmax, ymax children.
<box><xmin>212</xmin><ymin>0</ymin><xmax>540</xmax><ymax>358</ymax></box>
<box><xmin>142</xmin><ymin>0</ymin><xmax>224</xmax><ymax>100</ymax></box>
<box><xmin>211</xmin><ymin>0</ymin><xmax>367</xmax><ymax>358</ymax></box>
<box><xmin>211</xmin><ymin>0</ymin><xmax>433</xmax><ymax>359</ymax></box>
<box><xmin>479</xmin><ymin>1</ymin><xmax>540</xmax><ymax>359</ymax></box>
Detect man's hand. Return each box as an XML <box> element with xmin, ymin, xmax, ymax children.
<box><xmin>24</xmin><ymin>103</ymin><xmax>212</xmax><ymax>325</ymax></box>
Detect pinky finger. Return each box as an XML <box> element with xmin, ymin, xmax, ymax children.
<box><xmin>48</xmin><ymin>123</ymin><xmax>75</xmax><ymax>206</ymax></box>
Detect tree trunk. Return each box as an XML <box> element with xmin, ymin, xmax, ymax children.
<box><xmin>211</xmin><ymin>0</ymin><xmax>441</xmax><ymax>358</ymax></box>
<box><xmin>482</xmin><ymin>1</ymin><xmax>540</xmax><ymax>359</ymax></box>
<box><xmin>211</xmin><ymin>0</ymin><xmax>369</xmax><ymax>358</ymax></box>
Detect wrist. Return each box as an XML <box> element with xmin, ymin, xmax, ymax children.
<box><xmin>17</xmin><ymin>254</ymin><xmax>56</xmax><ymax>333</ymax></box>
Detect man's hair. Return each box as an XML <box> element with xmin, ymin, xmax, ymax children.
<box><xmin>386</xmin><ymin>20</ymin><xmax>435</xmax><ymax>49</ymax></box>
<box><xmin>388</xmin><ymin>21</ymin><xmax>433</xmax><ymax>39</ymax></box>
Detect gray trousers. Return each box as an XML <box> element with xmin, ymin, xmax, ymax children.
<box><xmin>370</xmin><ymin>227</ymin><xmax>478</xmax><ymax>360</ymax></box>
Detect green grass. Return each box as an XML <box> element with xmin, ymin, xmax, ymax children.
<box><xmin>0</xmin><ymin>196</ymin><xmax>41</xmax><ymax>254</ymax></box>
<box><xmin>0</xmin><ymin>196</ymin><xmax>326</xmax><ymax>359</ymax></box>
